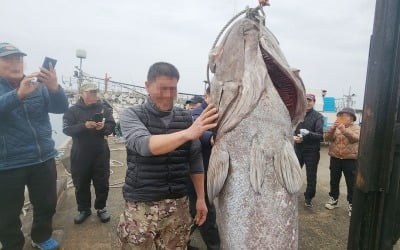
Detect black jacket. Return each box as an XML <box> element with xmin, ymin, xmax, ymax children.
<box><xmin>192</xmin><ymin>101</ymin><xmax>212</xmax><ymax>172</ymax></box>
<box><xmin>294</xmin><ymin>108</ymin><xmax>324</xmax><ymax>151</ymax></box>
<box><xmin>63</xmin><ymin>99</ymin><xmax>116</xmax><ymax>149</ymax></box>
<box><xmin>123</xmin><ymin>102</ymin><xmax>193</xmax><ymax>202</ymax></box>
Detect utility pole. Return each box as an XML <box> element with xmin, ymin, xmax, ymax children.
<box><xmin>104</xmin><ymin>73</ymin><xmax>111</xmax><ymax>94</ymax></box>
<box><xmin>76</xmin><ymin>49</ymin><xmax>87</xmax><ymax>91</ymax></box>
<box><xmin>348</xmin><ymin>0</ymin><xmax>400</xmax><ymax>249</ymax></box>
<box><xmin>343</xmin><ymin>87</ymin><xmax>356</xmax><ymax>108</ymax></box>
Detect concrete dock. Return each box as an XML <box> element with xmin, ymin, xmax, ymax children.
<box><xmin>18</xmin><ymin>138</ymin><xmax>399</xmax><ymax>250</ymax></box>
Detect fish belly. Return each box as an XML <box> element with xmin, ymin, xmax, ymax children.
<box><xmin>216</xmin><ymin>89</ymin><xmax>298</xmax><ymax>250</ymax></box>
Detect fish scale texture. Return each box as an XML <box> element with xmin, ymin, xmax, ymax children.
<box><xmin>215</xmin><ymin>84</ymin><xmax>298</xmax><ymax>250</ymax></box>
<box><xmin>208</xmin><ymin>14</ymin><xmax>305</xmax><ymax>249</ymax></box>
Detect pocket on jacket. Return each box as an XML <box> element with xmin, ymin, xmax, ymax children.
<box><xmin>0</xmin><ymin>136</ymin><xmax>7</xmax><ymax>160</ymax></box>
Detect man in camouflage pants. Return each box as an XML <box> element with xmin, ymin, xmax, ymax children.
<box><xmin>118</xmin><ymin>198</ymin><xmax>191</xmax><ymax>249</ymax></box>
<box><xmin>118</xmin><ymin>62</ymin><xmax>218</xmax><ymax>249</ymax></box>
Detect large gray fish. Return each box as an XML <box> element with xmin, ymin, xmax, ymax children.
<box><xmin>207</xmin><ymin>10</ymin><xmax>306</xmax><ymax>250</ymax></box>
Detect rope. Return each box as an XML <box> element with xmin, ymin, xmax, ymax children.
<box><xmin>62</xmin><ymin>156</ymin><xmax>125</xmax><ymax>190</ymax></box>
<box><xmin>206</xmin><ymin>5</ymin><xmax>266</xmax><ymax>83</ymax></box>
<box><xmin>110</xmin><ymin>147</ymin><xmax>126</xmax><ymax>151</ymax></box>
<box><xmin>108</xmin><ymin>137</ymin><xmax>125</xmax><ymax>145</ymax></box>
<box><xmin>110</xmin><ymin>159</ymin><xmax>124</xmax><ymax>167</ymax></box>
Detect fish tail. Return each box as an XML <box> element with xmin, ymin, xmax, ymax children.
<box><xmin>273</xmin><ymin>139</ymin><xmax>303</xmax><ymax>194</ymax></box>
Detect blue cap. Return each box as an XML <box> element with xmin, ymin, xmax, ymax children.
<box><xmin>0</xmin><ymin>43</ymin><xmax>27</xmax><ymax>57</ymax></box>
<box><xmin>186</xmin><ymin>95</ymin><xmax>204</xmax><ymax>104</ymax></box>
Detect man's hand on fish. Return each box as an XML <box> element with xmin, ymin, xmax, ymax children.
<box><xmin>258</xmin><ymin>0</ymin><xmax>269</xmax><ymax>6</ymax></box>
<box><xmin>186</xmin><ymin>104</ymin><xmax>218</xmax><ymax>140</ymax></box>
<box><xmin>194</xmin><ymin>198</ymin><xmax>208</xmax><ymax>226</ymax></box>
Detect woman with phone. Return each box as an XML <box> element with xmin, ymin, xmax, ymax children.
<box><xmin>62</xmin><ymin>82</ymin><xmax>116</xmax><ymax>224</ymax></box>
<box><xmin>323</xmin><ymin>107</ymin><xmax>361</xmax><ymax>216</ymax></box>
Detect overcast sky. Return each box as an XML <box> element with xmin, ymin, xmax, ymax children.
<box><xmin>2</xmin><ymin>0</ymin><xmax>376</xmax><ymax>108</ymax></box>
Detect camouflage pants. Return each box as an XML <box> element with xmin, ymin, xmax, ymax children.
<box><xmin>117</xmin><ymin>196</ymin><xmax>192</xmax><ymax>250</ymax></box>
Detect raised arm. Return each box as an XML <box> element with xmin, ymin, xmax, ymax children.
<box><xmin>45</xmin><ymin>86</ymin><xmax>69</xmax><ymax>114</ymax></box>
<box><xmin>324</xmin><ymin>123</ymin><xmax>338</xmax><ymax>142</ymax></box>
<box><xmin>120</xmin><ymin>107</ymin><xmax>153</xmax><ymax>157</ymax></box>
<box><xmin>148</xmin><ymin>104</ymin><xmax>218</xmax><ymax>155</ymax></box>
<box><xmin>38</xmin><ymin>64</ymin><xmax>68</xmax><ymax>114</ymax></box>
<box><xmin>0</xmin><ymin>75</ymin><xmax>38</xmax><ymax>115</ymax></box>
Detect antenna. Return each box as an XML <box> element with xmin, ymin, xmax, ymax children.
<box><xmin>343</xmin><ymin>86</ymin><xmax>356</xmax><ymax>108</ymax></box>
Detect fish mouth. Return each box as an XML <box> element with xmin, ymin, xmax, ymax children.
<box><xmin>260</xmin><ymin>45</ymin><xmax>300</xmax><ymax>121</ymax></box>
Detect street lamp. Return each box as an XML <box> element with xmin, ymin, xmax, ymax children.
<box><xmin>76</xmin><ymin>49</ymin><xmax>87</xmax><ymax>91</ymax></box>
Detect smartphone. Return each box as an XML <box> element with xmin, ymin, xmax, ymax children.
<box><xmin>92</xmin><ymin>113</ymin><xmax>104</xmax><ymax>123</ymax></box>
<box><xmin>42</xmin><ymin>57</ymin><xmax>57</xmax><ymax>70</ymax></box>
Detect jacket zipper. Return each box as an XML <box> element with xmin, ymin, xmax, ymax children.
<box><xmin>1</xmin><ymin>136</ymin><xmax>6</xmax><ymax>159</ymax></box>
<box><xmin>24</xmin><ymin>104</ymin><xmax>43</xmax><ymax>162</ymax></box>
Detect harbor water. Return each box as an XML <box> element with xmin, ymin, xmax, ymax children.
<box><xmin>50</xmin><ymin>113</ymin><xmax>68</xmax><ymax>148</ymax></box>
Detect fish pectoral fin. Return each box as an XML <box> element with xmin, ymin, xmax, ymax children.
<box><xmin>273</xmin><ymin>139</ymin><xmax>303</xmax><ymax>194</ymax></box>
<box><xmin>250</xmin><ymin>137</ymin><xmax>266</xmax><ymax>194</ymax></box>
<box><xmin>207</xmin><ymin>144</ymin><xmax>230</xmax><ymax>203</ymax></box>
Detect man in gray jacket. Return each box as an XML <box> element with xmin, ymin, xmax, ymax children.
<box><xmin>117</xmin><ymin>62</ymin><xmax>218</xmax><ymax>249</ymax></box>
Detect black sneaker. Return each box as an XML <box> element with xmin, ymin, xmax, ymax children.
<box><xmin>97</xmin><ymin>209</ymin><xmax>110</xmax><ymax>223</ymax></box>
<box><xmin>305</xmin><ymin>199</ymin><xmax>313</xmax><ymax>208</ymax></box>
<box><xmin>74</xmin><ymin>210</ymin><xmax>91</xmax><ymax>224</ymax></box>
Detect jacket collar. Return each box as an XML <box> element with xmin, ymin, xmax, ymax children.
<box><xmin>0</xmin><ymin>77</ymin><xmax>15</xmax><ymax>89</ymax></box>
<box><xmin>145</xmin><ymin>97</ymin><xmax>173</xmax><ymax>117</ymax></box>
<box><xmin>76</xmin><ymin>98</ymin><xmax>102</xmax><ymax>110</ymax></box>
<box><xmin>306</xmin><ymin>108</ymin><xmax>314</xmax><ymax>113</ymax></box>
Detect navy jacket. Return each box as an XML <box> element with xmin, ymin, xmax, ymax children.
<box><xmin>0</xmin><ymin>77</ymin><xmax>69</xmax><ymax>170</ymax></box>
<box><xmin>192</xmin><ymin>101</ymin><xmax>213</xmax><ymax>172</ymax></box>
